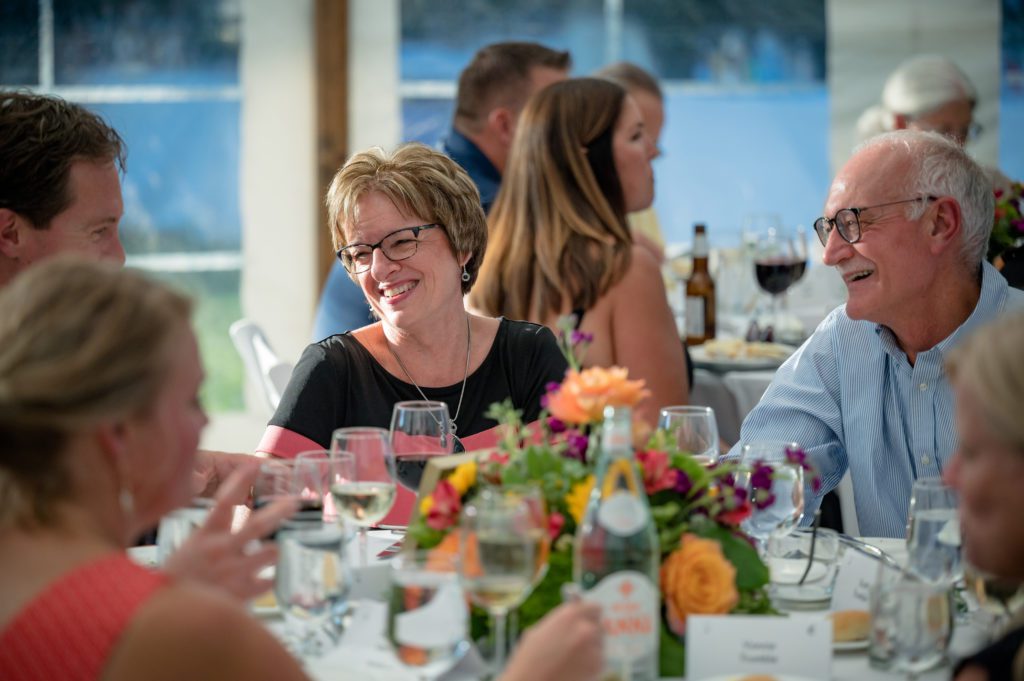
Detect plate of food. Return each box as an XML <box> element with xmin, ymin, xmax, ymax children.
<box><xmin>690</xmin><ymin>339</ymin><xmax>798</xmax><ymax>372</ymax></box>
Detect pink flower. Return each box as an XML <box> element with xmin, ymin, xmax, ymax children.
<box><xmin>425</xmin><ymin>480</ymin><xmax>462</xmax><ymax>530</ymax></box>
<box><xmin>548</xmin><ymin>511</ymin><xmax>566</xmax><ymax>540</ymax></box>
<box><xmin>636</xmin><ymin>449</ymin><xmax>679</xmax><ymax>494</ymax></box>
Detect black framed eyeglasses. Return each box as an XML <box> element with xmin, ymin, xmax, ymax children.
<box><xmin>812</xmin><ymin>196</ymin><xmax>938</xmax><ymax>247</ymax></box>
<box><xmin>336</xmin><ymin>224</ymin><xmax>441</xmax><ymax>274</ymax></box>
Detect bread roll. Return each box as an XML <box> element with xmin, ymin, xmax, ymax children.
<box><xmin>830</xmin><ymin>609</ymin><xmax>870</xmax><ymax>642</ymax></box>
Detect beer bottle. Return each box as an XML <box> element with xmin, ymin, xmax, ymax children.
<box><xmin>685</xmin><ymin>223</ymin><xmax>715</xmax><ymax>346</ymax></box>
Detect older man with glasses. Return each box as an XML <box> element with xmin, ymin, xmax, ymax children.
<box><xmin>728</xmin><ymin>129</ymin><xmax>1024</xmax><ymax>538</ymax></box>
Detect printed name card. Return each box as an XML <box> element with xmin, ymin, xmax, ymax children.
<box><xmin>830</xmin><ymin>548</ymin><xmax>881</xmax><ymax>611</ymax></box>
<box><xmin>685</xmin><ymin>615</ymin><xmax>832</xmax><ymax>679</ymax></box>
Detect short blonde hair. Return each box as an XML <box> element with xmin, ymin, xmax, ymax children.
<box><xmin>0</xmin><ymin>256</ymin><xmax>192</xmax><ymax>528</ymax></box>
<box><xmin>325</xmin><ymin>143</ymin><xmax>488</xmax><ymax>294</ymax></box>
<box><xmin>947</xmin><ymin>312</ymin><xmax>1024</xmax><ymax>452</ymax></box>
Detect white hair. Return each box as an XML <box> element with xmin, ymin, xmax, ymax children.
<box><xmin>854</xmin><ymin>130</ymin><xmax>992</xmax><ymax>268</ymax></box>
<box><xmin>856</xmin><ymin>55</ymin><xmax>977</xmax><ymax>140</ymax></box>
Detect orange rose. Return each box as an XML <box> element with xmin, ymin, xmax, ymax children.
<box><xmin>661</xmin><ymin>533</ymin><xmax>739</xmax><ymax>635</ymax></box>
<box><xmin>547</xmin><ymin>366</ymin><xmax>650</xmax><ymax>425</ymax></box>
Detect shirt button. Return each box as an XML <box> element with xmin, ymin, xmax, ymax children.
<box><xmin>918</xmin><ymin>382</ymin><xmax>928</xmax><ymax>391</ymax></box>
<box><xmin>921</xmin><ymin>455</ymin><xmax>931</xmax><ymax>466</ymax></box>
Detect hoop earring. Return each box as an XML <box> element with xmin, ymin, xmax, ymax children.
<box><xmin>461</xmin><ymin>265</ymin><xmax>471</xmax><ymax>283</ymax></box>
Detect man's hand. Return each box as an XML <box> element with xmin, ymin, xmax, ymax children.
<box><xmin>499</xmin><ymin>600</ymin><xmax>604</xmax><ymax>681</ymax></box>
<box><xmin>165</xmin><ymin>462</ymin><xmax>296</xmax><ymax>600</ymax></box>
<box><xmin>192</xmin><ymin>449</ymin><xmax>263</xmax><ymax>499</ymax></box>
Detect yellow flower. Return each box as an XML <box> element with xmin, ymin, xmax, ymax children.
<box><xmin>447</xmin><ymin>460</ymin><xmax>478</xmax><ymax>495</ymax></box>
<box><xmin>661</xmin><ymin>533</ymin><xmax>739</xmax><ymax>635</ymax></box>
<box><xmin>547</xmin><ymin>366</ymin><xmax>650</xmax><ymax>425</ymax></box>
<box><xmin>419</xmin><ymin>494</ymin><xmax>434</xmax><ymax>517</ymax></box>
<box><xmin>566</xmin><ymin>475</ymin><xmax>595</xmax><ymax>524</ymax></box>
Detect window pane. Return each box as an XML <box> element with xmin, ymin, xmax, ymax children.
<box><xmin>623</xmin><ymin>0</ymin><xmax>825</xmax><ymax>83</ymax></box>
<box><xmin>0</xmin><ymin>0</ymin><xmax>38</xmax><ymax>85</ymax></box>
<box><xmin>403</xmin><ymin>98</ymin><xmax>455</xmax><ymax>146</ymax></box>
<box><xmin>53</xmin><ymin>0</ymin><xmax>240</xmax><ymax>86</ymax></box>
<box><xmin>401</xmin><ymin>0</ymin><xmax>604</xmax><ymax>80</ymax></box>
<box><xmin>146</xmin><ymin>270</ymin><xmax>243</xmax><ymax>412</ymax></box>
<box><xmin>1002</xmin><ymin>0</ymin><xmax>1024</xmax><ymax>181</ymax></box>
<box><xmin>91</xmin><ymin>101</ymin><xmax>241</xmax><ymax>254</ymax></box>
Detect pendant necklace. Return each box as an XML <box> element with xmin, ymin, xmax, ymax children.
<box><xmin>386</xmin><ymin>314</ymin><xmax>471</xmax><ymax>436</ymax></box>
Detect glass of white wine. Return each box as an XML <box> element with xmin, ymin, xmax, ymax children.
<box><xmin>458</xmin><ymin>485</ymin><xmax>548</xmax><ymax>675</ymax></box>
<box><xmin>330</xmin><ymin>427</ymin><xmax>398</xmax><ymax>566</ymax></box>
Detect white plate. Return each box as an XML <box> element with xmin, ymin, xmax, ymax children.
<box><xmin>698</xmin><ymin>675</ymin><xmax>822</xmax><ymax>681</ymax></box>
<box><xmin>833</xmin><ymin>638</ymin><xmax>870</xmax><ymax>652</ymax></box>
<box><xmin>690</xmin><ymin>343</ymin><xmax>797</xmax><ymax>372</ymax></box>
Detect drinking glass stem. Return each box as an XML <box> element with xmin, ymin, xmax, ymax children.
<box><xmin>492</xmin><ymin>610</ymin><xmax>508</xmax><ymax>675</ymax></box>
<box><xmin>359</xmin><ymin>527</ymin><xmax>369</xmax><ymax>566</ymax></box>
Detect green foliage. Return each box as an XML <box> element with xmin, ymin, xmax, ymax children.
<box><xmin>693</xmin><ymin>522</ymin><xmax>770</xmax><ymax>592</ymax></box>
<box><xmin>659</xmin><ymin>621</ymin><xmax>687</xmax><ymax>677</ymax></box>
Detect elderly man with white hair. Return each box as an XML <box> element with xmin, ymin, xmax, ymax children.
<box><xmin>728</xmin><ymin>130</ymin><xmax>1024</xmax><ymax>538</ymax></box>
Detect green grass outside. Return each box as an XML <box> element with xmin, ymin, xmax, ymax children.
<box><xmin>144</xmin><ymin>269</ymin><xmax>245</xmax><ymax>413</ymax></box>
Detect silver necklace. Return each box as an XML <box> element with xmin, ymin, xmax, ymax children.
<box><xmin>386</xmin><ymin>314</ymin><xmax>472</xmax><ymax>435</ymax></box>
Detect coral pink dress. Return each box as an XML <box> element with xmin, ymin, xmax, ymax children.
<box><xmin>0</xmin><ymin>553</ymin><xmax>168</xmax><ymax>681</ymax></box>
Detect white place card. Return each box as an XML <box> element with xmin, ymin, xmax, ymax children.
<box><xmin>830</xmin><ymin>548</ymin><xmax>880</xmax><ymax>611</ymax></box>
<box><xmin>685</xmin><ymin>615</ymin><xmax>832</xmax><ymax>679</ymax></box>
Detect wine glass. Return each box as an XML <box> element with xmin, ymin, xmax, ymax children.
<box><xmin>458</xmin><ymin>486</ymin><xmax>547</xmax><ymax>675</ymax></box>
<box><xmin>737</xmin><ymin>441</ymin><xmax>805</xmax><ymax>552</ymax></box>
<box><xmin>274</xmin><ymin>519</ymin><xmax>349</xmax><ymax>658</ymax></box>
<box><xmin>330</xmin><ymin>427</ymin><xmax>397</xmax><ymax>566</ymax></box>
<box><xmin>390</xmin><ymin>400</ymin><xmax>456</xmax><ymax>493</ymax></box>
<box><xmin>753</xmin><ymin>226</ymin><xmax>807</xmax><ymax>331</ymax></box>
<box><xmin>906</xmin><ymin>477</ymin><xmax>961</xmax><ymax>585</ymax></box>
<box><xmin>293</xmin><ymin>450</ymin><xmax>336</xmax><ymax>521</ymax></box>
<box><xmin>252</xmin><ymin>458</ymin><xmax>299</xmax><ymax>511</ymax></box>
<box><xmin>657</xmin><ymin>406</ymin><xmax>719</xmax><ymax>464</ymax></box>
<box><xmin>870</xmin><ymin>564</ymin><xmax>952</xmax><ymax>678</ymax></box>
<box><xmin>387</xmin><ymin>550</ymin><xmax>469</xmax><ymax>679</ymax></box>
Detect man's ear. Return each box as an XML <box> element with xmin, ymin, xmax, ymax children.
<box><xmin>487</xmin><ymin>107</ymin><xmax>516</xmax><ymax>147</ymax></box>
<box><xmin>927</xmin><ymin>196</ymin><xmax>962</xmax><ymax>256</ymax></box>
<box><xmin>0</xmin><ymin>208</ymin><xmax>24</xmax><ymax>258</ymax></box>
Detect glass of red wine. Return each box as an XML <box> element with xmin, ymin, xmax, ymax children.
<box><xmin>389</xmin><ymin>400</ymin><xmax>456</xmax><ymax>493</ymax></box>
<box><xmin>754</xmin><ymin>226</ymin><xmax>807</xmax><ymax>334</ymax></box>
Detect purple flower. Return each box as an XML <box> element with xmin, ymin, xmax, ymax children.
<box><xmin>673</xmin><ymin>470</ymin><xmax>693</xmax><ymax>496</ymax></box>
<box><xmin>750</xmin><ymin>463</ymin><xmax>774</xmax><ymax>491</ymax></box>
<box><xmin>545</xmin><ymin>381</ymin><xmax>562</xmax><ymax>393</ymax></box>
<box><xmin>547</xmin><ymin>416</ymin><xmax>567</xmax><ymax>434</ymax></box>
<box><xmin>570</xmin><ymin>330</ymin><xmax>594</xmax><ymax>346</ymax></box>
<box><xmin>564</xmin><ymin>432</ymin><xmax>590</xmax><ymax>462</ymax></box>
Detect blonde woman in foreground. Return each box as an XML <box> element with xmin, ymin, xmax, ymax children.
<box><xmin>0</xmin><ymin>257</ymin><xmax>602</xmax><ymax>681</ymax></box>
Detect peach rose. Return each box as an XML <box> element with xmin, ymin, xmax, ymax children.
<box><xmin>547</xmin><ymin>367</ymin><xmax>650</xmax><ymax>425</ymax></box>
<box><xmin>661</xmin><ymin>533</ymin><xmax>739</xmax><ymax>635</ymax></box>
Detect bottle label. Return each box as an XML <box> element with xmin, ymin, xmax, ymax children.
<box><xmin>585</xmin><ymin>571</ymin><xmax>659</xmax><ymax>678</ymax></box>
<box><xmin>685</xmin><ymin>296</ymin><xmax>705</xmax><ymax>338</ymax></box>
<box><xmin>597</xmin><ymin>491</ymin><xmax>649</xmax><ymax>537</ymax></box>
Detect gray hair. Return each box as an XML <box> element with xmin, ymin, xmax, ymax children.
<box><xmin>856</xmin><ymin>55</ymin><xmax>977</xmax><ymax>140</ymax></box>
<box><xmin>854</xmin><ymin>130</ymin><xmax>992</xmax><ymax>268</ymax></box>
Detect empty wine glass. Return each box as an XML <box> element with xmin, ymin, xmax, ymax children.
<box><xmin>390</xmin><ymin>401</ymin><xmax>456</xmax><ymax>493</ymax></box>
<box><xmin>657</xmin><ymin>406</ymin><xmax>719</xmax><ymax>464</ymax></box>
<box><xmin>459</xmin><ymin>486</ymin><xmax>547</xmax><ymax>675</ymax></box>
<box><xmin>252</xmin><ymin>458</ymin><xmax>299</xmax><ymax>510</ymax></box>
<box><xmin>906</xmin><ymin>477</ymin><xmax>961</xmax><ymax>585</ymax></box>
<box><xmin>737</xmin><ymin>441</ymin><xmax>805</xmax><ymax>552</ymax></box>
<box><xmin>330</xmin><ymin>427</ymin><xmax>397</xmax><ymax>566</ymax></box>
<box><xmin>754</xmin><ymin>226</ymin><xmax>807</xmax><ymax>330</ymax></box>
<box><xmin>274</xmin><ymin>459</ymin><xmax>349</xmax><ymax>659</ymax></box>
<box><xmin>870</xmin><ymin>563</ymin><xmax>952</xmax><ymax>678</ymax></box>
<box><xmin>388</xmin><ymin>550</ymin><xmax>469</xmax><ymax>679</ymax></box>
<box><xmin>293</xmin><ymin>450</ymin><xmax>336</xmax><ymax>521</ymax></box>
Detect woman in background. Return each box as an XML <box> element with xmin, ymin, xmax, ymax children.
<box><xmin>945</xmin><ymin>312</ymin><xmax>1024</xmax><ymax>680</ymax></box>
<box><xmin>470</xmin><ymin>77</ymin><xmax>688</xmax><ymax>425</ymax></box>
<box><xmin>0</xmin><ymin>257</ymin><xmax>602</xmax><ymax>681</ymax></box>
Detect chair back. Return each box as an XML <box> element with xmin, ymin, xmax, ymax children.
<box><xmin>229</xmin><ymin>319</ymin><xmax>293</xmax><ymax>414</ymax></box>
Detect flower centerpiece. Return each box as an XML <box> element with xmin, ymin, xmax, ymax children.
<box><xmin>989</xmin><ymin>181</ymin><xmax>1024</xmax><ymax>264</ymax></box>
<box><xmin>407</xmin><ymin>321</ymin><xmax>818</xmax><ymax>676</ymax></box>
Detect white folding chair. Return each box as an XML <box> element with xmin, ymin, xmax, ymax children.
<box><xmin>229</xmin><ymin>319</ymin><xmax>293</xmax><ymax>414</ymax></box>
<box><xmin>836</xmin><ymin>470</ymin><xmax>860</xmax><ymax>536</ymax></box>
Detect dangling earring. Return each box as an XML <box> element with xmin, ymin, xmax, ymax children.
<box><xmin>461</xmin><ymin>265</ymin><xmax>471</xmax><ymax>283</ymax></box>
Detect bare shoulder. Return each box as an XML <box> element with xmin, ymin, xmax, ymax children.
<box><xmin>613</xmin><ymin>245</ymin><xmax>668</xmax><ymax>297</ymax></box>
<box><xmin>104</xmin><ymin>582</ymin><xmax>307</xmax><ymax>681</ymax></box>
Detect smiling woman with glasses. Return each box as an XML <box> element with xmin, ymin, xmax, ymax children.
<box><xmin>813</xmin><ymin>196</ymin><xmax>938</xmax><ymax>247</ymax></box>
<box><xmin>255</xmin><ymin>143</ymin><xmax>568</xmax><ymax>511</ymax></box>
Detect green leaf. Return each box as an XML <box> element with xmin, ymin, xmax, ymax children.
<box><xmin>659</xmin><ymin>622</ymin><xmax>686</xmax><ymax>677</ymax></box>
<box><xmin>692</xmin><ymin>524</ymin><xmax>770</xmax><ymax>591</ymax></box>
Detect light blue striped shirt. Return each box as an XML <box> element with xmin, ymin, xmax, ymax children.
<box><xmin>728</xmin><ymin>261</ymin><xmax>1024</xmax><ymax>538</ymax></box>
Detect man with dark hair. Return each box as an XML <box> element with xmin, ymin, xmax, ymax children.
<box><xmin>0</xmin><ymin>91</ymin><xmax>127</xmax><ymax>285</ymax></box>
<box><xmin>444</xmin><ymin>41</ymin><xmax>571</xmax><ymax>213</ymax></box>
<box><xmin>311</xmin><ymin>41</ymin><xmax>570</xmax><ymax>340</ymax></box>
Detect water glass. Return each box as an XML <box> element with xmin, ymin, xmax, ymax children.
<box><xmin>274</xmin><ymin>519</ymin><xmax>349</xmax><ymax>658</ymax></box>
<box><xmin>253</xmin><ymin>458</ymin><xmax>299</xmax><ymax>510</ymax></box>
<box><xmin>738</xmin><ymin>442</ymin><xmax>805</xmax><ymax>550</ymax></box>
<box><xmin>906</xmin><ymin>477</ymin><xmax>961</xmax><ymax>585</ymax></box>
<box><xmin>869</xmin><ymin>563</ymin><xmax>952</xmax><ymax>677</ymax></box>
<box><xmin>657</xmin><ymin>406</ymin><xmax>719</xmax><ymax>464</ymax></box>
<box><xmin>388</xmin><ymin>550</ymin><xmax>469</xmax><ymax>678</ymax></box>
<box><xmin>155</xmin><ymin>498</ymin><xmax>213</xmax><ymax>565</ymax></box>
<box><xmin>390</xmin><ymin>401</ymin><xmax>457</xmax><ymax>492</ymax></box>
<box><xmin>767</xmin><ymin>526</ymin><xmax>839</xmax><ymax>606</ymax></box>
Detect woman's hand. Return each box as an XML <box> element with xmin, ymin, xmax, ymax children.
<box><xmin>164</xmin><ymin>463</ymin><xmax>296</xmax><ymax>600</ymax></box>
<box><xmin>500</xmin><ymin>600</ymin><xmax>604</xmax><ymax>681</ymax></box>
